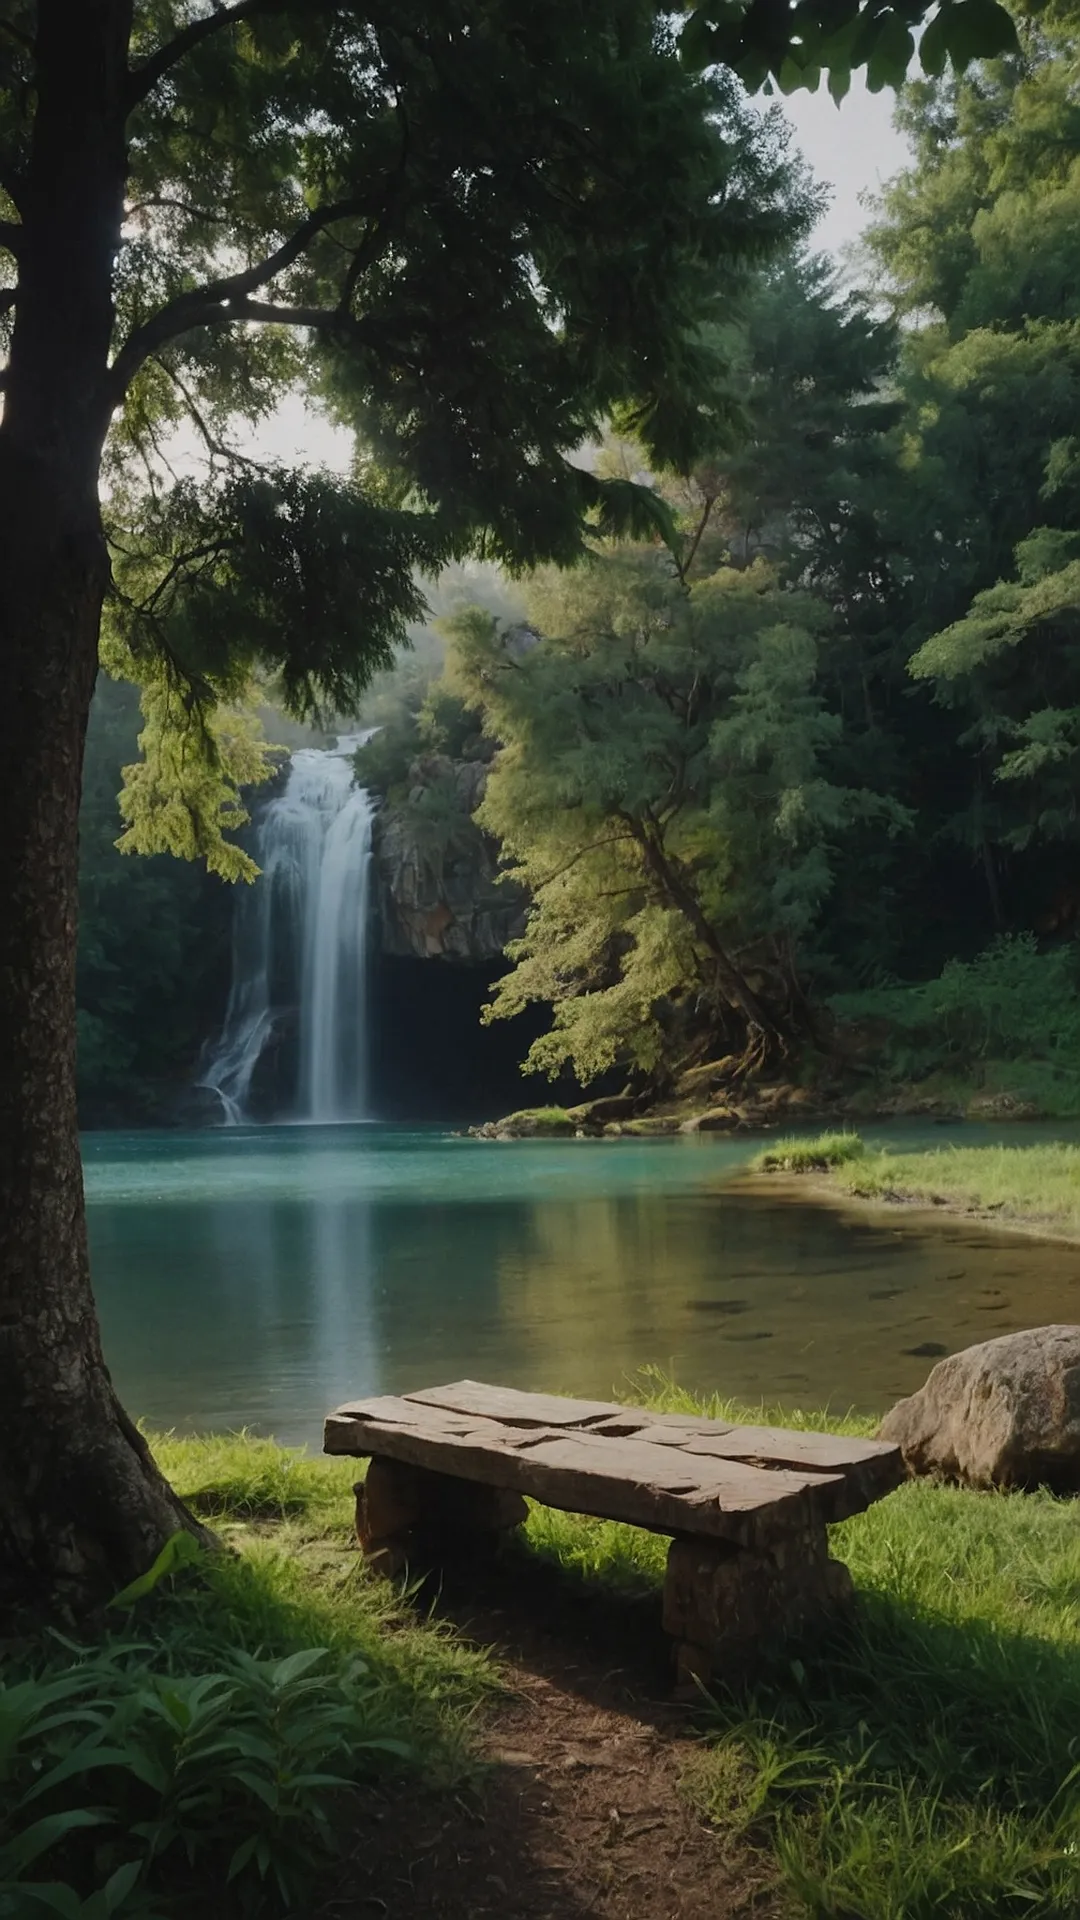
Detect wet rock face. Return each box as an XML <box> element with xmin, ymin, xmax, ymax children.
<box><xmin>371</xmin><ymin>754</ymin><xmax>527</xmax><ymax>963</ymax></box>
<box><xmin>879</xmin><ymin>1325</ymin><xmax>1080</xmax><ymax>1491</ymax></box>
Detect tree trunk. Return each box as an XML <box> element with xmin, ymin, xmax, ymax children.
<box><xmin>0</xmin><ymin>453</ymin><xmax>205</xmax><ymax>1619</ymax></box>
<box><xmin>626</xmin><ymin>816</ymin><xmax>791</xmax><ymax>1068</ymax></box>
<box><xmin>0</xmin><ymin>0</ymin><xmax>205</xmax><ymax>1620</ymax></box>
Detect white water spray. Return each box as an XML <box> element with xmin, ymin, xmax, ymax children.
<box><xmin>201</xmin><ymin>736</ymin><xmax>376</xmax><ymax>1124</ymax></box>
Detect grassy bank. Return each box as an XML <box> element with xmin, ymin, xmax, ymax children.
<box><xmin>6</xmin><ymin>1394</ymin><xmax>1080</xmax><ymax>1917</ymax></box>
<box><xmin>1</xmin><ymin>1434</ymin><xmax>495</xmax><ymax>1918</ymax></box>
<box><xmin>753</xmin><ymin>1129</ymin><xmax>1080</xmax><ymax>1239</ymax></box>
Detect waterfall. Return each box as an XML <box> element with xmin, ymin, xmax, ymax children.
<box><xmin>200</xmin><ymin>736</ymin><xmax>376</xmax><ymax>1124</ymax></box>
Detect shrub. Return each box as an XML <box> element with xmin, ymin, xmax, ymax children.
<box><xmin>830</xmin><ymin>934</ymin><xmax>1080</xmax><ymax>1085</ymax></box>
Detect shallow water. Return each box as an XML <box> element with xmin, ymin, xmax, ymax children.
<box><xmin>84</xmin><ymin>1120</ymin><xmax>1080</xmax><ymax>1448</ymax></box>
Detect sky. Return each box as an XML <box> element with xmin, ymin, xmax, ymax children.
<box><xmin>199</xmin><ymin>78</ymin><xmax>911</xmax><ymax>472</ymax></box>
<box><xmin>782</xmin><ymin>74</ymin><xmax>913</xmax><ymax>263</ymax></box>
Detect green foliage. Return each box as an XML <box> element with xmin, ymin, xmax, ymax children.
<box><xmin>0</xmin><ymin>1637</ymin><xmax>407</xmax><ymax>1917</ymax></box>
<box><xmin>0</xmin><ymin>2</ymin><xmax>838</xmax><ymax>879</ymax></box>
<box><xmin>447</xmin><ymin>549</ymin><xmax>900</xmax><ymax>1082</ymax></box>
<box><xmin>832</xmin><ymin>934</ymin><xmax>1080</xmax><ymax>1085</ymax></box>
<box><xmin>680</xmin><ymin>0</ymin><xmax>1020</xmax><ymax>95</ymax></box>
<box><xmin>751</xmin><ymin>1129</ymin><xmax>866</xmax><ymax>1171</ymax></box>
<box><xmin>76</xmin><ymin>679</ymin><xmax>234</xmax><ymax>1124</ymax></box>
<box><xmin>833</xmin><ymin>1140</ymin><xmax>1080</xmax><ymax>1231</ymax></box>
<box><xmin>0</xmin><ymin>1430</ymin><xmax>493</xmax><ymax>1919</ymax></box>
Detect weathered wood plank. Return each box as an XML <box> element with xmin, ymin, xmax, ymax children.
<box><xmin>325</xmin><ymin>1403</ymin><xmax>846</xmax><ymax>1545</ymax></box>
<box><xmin>406</xmin><ymin>1380</ymin><xmax>620</xmax><ymax>1428</ymax></box>
<box><xmin>585</xmin><ymin>1417</ymin><xmax>903</xmax><ymax>1519</ymax></box>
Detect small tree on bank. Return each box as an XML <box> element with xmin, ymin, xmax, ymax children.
<box><xmin>0</xmin><ymin>0</ymin><xmax>1018</xmax><ymax>1616</ymax></box>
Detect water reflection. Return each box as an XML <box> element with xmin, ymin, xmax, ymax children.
<box><xmin>85</xmin><ymin>1124</ymin><xmax>1080</xmax><ymax>1447</ymax></box>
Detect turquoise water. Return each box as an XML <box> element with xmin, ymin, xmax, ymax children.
<box><xmin>84</xmin><ymin>1121</ymin><xmax>1080</xmax><ymax>1447</ymax></box>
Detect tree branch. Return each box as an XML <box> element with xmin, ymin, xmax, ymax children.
<box><xmin>155</xmin><ymin>356</ymin><xmax>270</xmax><ymax>472</ymax></box>
<box><xmin>108</xmin><ymin>197</ymin><xmax>371</xmax><ymax>399</ymax></box>
<box><xmin>125</xmin><ymin>0</ymin><xmax>281</xmax><ymax>111</ymax></box>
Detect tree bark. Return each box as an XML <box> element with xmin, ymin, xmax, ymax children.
<box><xmin>0</xmin><ymin>0</ymin><xmax>204</xmax><ymax>1618</ymax></box>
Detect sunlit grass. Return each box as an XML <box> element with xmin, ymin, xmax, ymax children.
<box><xmin>834</xmin><ymin>1140</ymin><xmax>1080</xmax><ymax>1237</ymax></box>
<box><xmin>144</xmin><ymin>1429</ymin><xmax>495</xmax><ymax>1773</ymax></box>
<box><xmin>751</xmin><ymin>1129</ymin><xmax>866</xmax><ymax>1173</ymax></box>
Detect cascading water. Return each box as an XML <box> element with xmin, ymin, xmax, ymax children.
<box><xmin>200</xmin><ymin>736</ymin><xmax>376</xmax><ymax>1124</ymax></box>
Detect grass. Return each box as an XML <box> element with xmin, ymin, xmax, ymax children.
<box><xmin>750</xmin><ymin>1128</ymin><xmax>1080</xmax><ymax>1239</ymax></box>
<box><xmin>834</xmin><ymin>1140</ymin><xmax>1080</xmax><ymax>1238</ymax></box>
<box><xmin>8</xmin><ymin>1389</ymin><xmax>1080</xmax><ymax>1917</ymax></box>
<box><xmin>522</xmin><ymin>1369</ymin><xmax>1080</xmax><ymax>1919</ymax></box>
<box><xmin>751</xmin><ymin>1129</ymin><xmax>867</xmax><ymax>1174</ymax></box>
<box><xmin>1</xmin><ymin>1432</ymin><xmax>496</xmax><ymax>1918</ymax></box>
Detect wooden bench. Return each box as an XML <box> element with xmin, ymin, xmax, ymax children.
<box><xmin>324</xmin><ymin>1380</ymin><xmax>903</xmax><ymax>1688</ymax></box>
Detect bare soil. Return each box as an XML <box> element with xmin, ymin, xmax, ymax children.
<box><xmin>316</xmin><ymin>1551</ymin><xmax>784</xmax><ymax>1920</ymax></box>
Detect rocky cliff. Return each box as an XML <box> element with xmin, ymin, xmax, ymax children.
<box><xmin>371</xmin><ymin>752</ymin><xmax>526</xmax><ymax>962</ymax></box>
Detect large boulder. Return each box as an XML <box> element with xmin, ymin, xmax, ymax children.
<box><xmin>879</xmin><ymin>1325</ymin><xmax>1080</xmax><ymax>1491</ymax></box>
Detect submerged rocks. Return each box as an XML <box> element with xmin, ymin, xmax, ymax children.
<box><xmin>879</xmin><ymin>1325</ymin><xmax>1080</xmax><ymax>1491</ymax></box>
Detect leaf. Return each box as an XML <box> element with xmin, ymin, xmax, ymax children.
<box><xmin>107</xmin><ymin>1532</ymin><xmax>204</xmax><ymax>1609</ymax></box>
<box><xmin>3</xmin><ymin>1809</ymin><xmax>111</xmax><ymax>1873</ymax></box>
<box><xmin>103</xmin><ymin>1862</ymin><xmax>143</xmax><ymax>1914</ymax></box>
<box><xmin>269</xmin><ymin>1648</ymin><xmax>331</xmax><ymax>1690</ymax></box>
<box><xmin>865</xmin><ymin>13</ymin><xmax>915</xmax><ymax>89</ymax></box>
<box><xmin>942</xmin><ymin>0</ymin><xmax>1018</xmax><ymax>68</ymax></box>
<box><xmin>918</xmin><ymin>9</ymin><xmax>949</xmax><ymax>74</ymax></box>
<box><xmin>2</xmin><ymin>1888</ymin><xmax>85</xmax><ymax>1920</ymax></box>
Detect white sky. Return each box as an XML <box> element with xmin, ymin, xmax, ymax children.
<box><xmin>781</xmin><ymin>75</ymin><xmax>913</xmax><ymax>263</ymax></box>
<box><xmin>195</xmin><ymin>79</ymin><xmax>910</xmax><ymax>471</ymax></box>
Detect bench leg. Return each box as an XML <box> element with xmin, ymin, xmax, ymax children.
<box><xmin>663</xmin><ymin>1524</ymin><xmax>853</xmax><ymax>1696</ymax></box>
<box><xmin>355</xmin><ymin>1459</ymin><xmax>528</xmax><ymax>1577</ymax></box>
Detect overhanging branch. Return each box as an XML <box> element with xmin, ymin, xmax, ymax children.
<box><xmin>126</xmin><ymin>0</ymin><xmax>280</xmax><ymax>111</ymax></box>
<box><xmin>108</xmin><ymin>197</ymin><xmax>371</xmax><ymax>400</ymax></box>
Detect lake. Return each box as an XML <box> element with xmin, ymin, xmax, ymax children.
<box><xmin>84</xmin><ymin>1121</ymin><xmax>1080</xmax><ymax>1448</ymax></box>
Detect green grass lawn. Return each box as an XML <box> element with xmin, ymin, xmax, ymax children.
<box><xmin>756</xmin><ymin>1129</ymin><xmax>1080</xmax><ymax>1239</ymax></box>
<box><xmin>5</xmin><ymin>1393</ymin><xmax>1080</xmax><ymax>1918</ymax></box>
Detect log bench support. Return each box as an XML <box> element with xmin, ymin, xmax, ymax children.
<box><xmin>356</xmin><ymin>1457</ymin><xmax>528</xmax><ymax>1576</ymax></box>
<box><xmin>663</xmin><ymin>1523</ymin><xmax>853</xmax><ymax>1694</ymax></box>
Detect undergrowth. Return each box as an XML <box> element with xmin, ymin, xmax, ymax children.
<box><xmin>0</xmin><ymin>1431</ymin><xmax>494</xmax><ymax>1920</ymax></box>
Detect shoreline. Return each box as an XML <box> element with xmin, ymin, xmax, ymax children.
<box><xmin>745</xmin><ymin>1134</ymin><xmax>1080</xmax><ymax>1249</ymax></box>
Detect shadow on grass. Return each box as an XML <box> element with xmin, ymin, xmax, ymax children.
<box><xmin>692</xmin><ymin>1581</ymin><xmax>1080</xmax><ymax>1919</ymax></box>
<box><xmin>411</xmin><ymin>1496</ymin><xmax>1080</xmax><ymax>1918</ymax></box>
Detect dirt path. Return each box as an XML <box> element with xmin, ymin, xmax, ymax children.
<box><xmin>318</xmin><ymin>1556</ymin><xmax>782</xmax><ymax>1920</ymax></box>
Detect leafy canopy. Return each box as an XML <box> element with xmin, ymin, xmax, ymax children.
<box><xmin>445</xmin><ymin>550</ymin><xmax>898</xmax><ymax>1082</ymax></box>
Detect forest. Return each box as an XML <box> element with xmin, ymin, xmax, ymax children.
<box><xmin>11</xmin><ymin>6</ymin><xmax>1080</xmax><ymax>1919</ymax></box>
<box><xmin>83</xmin><ymin>5</ymin><xmax>1080</xmax><ymax>1125</ymax></box>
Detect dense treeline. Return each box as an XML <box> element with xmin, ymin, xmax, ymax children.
<box><xmin>81</xmin><ymin>9</ymin><xmax>1080</xmax><ymax>1119</ymax></box>
<box><xmin>354</xmin><ymin>12</ymin><xmax>1080</xmax><ymax>1111</ymax></box>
